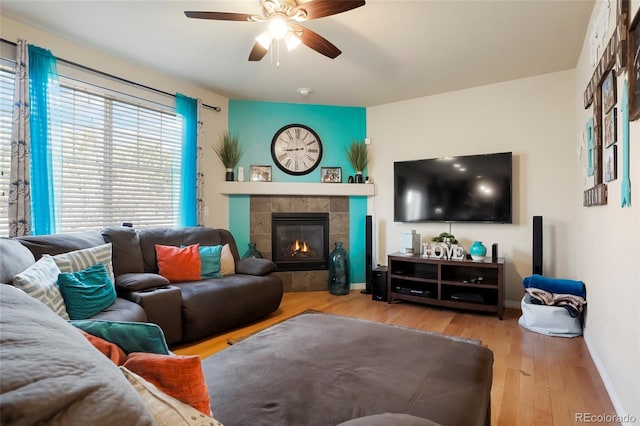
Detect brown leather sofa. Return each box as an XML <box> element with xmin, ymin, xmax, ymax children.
<box><xmin>8</xmin><ymin>226</ymin><xmax>283</xmax><ymax>345</ymax></box>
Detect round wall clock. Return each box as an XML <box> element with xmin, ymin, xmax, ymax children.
<box><xmin>271</xmin><ymin>124</ymin><xmax>323</xmax><ymax>176</ymax></box>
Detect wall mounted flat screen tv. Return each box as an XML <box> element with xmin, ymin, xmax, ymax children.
<box><xmin>394</xmin><ymin>152</ymin><xmax>512</xmax><ymax>223</ymax></box>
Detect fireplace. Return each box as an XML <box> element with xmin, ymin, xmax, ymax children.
<box><xmin>272</xmin><ymin>213</ymin><xmax>329</xmax><ymax>271</ymax></box>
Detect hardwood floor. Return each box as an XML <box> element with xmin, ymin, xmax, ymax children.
<box><xmin>173</xmin><ymin>291</ymin><xmax>618</xmax><ymax>426</ymax></box>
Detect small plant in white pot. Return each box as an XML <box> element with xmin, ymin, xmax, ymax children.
<box><xmin>345</xmin><ymin>140</ymin><xmax>368</xmax><ymax>183</ymax></box>
<box><xmin>214</xmin><ymin>132</ymin><xmax>243</xmax><ymax>181</ymax></box>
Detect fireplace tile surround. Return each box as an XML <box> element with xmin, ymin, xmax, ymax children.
<box><xmin>249</xmin><ymin>195</ymin><xmax>350</xmax><ymax>292</ymax></box>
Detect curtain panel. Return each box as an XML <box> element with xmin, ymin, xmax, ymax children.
<box><xmin>27</xmin><ymin>44</ymin><xmax>59</xmax><ymax>235</ymax></box>
<box><xmin>8</xmin><ymin>39</ymin><xmax>31</xmax><ymax>237</ymax></box>
<box><xmin>176</xmin><ymin>93</ymin><xmax>198</xmax><ymax>227</ymax></box>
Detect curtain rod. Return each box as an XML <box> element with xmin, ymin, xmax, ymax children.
<box><xmin>1</xmin><ymin>38</ymin><xmax>222</xmax><ymax>112</ymax></box>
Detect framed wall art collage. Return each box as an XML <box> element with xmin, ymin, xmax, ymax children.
<box><xmin>582</xmin><ymin>0</ymin><xmax>636</xmax><ymax>207</ymax></box>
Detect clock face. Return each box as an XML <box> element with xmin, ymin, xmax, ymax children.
<box><xmin>271</xmin><ymin>124</ymin><xmax>323</xmax><ymax>175</ymax></box>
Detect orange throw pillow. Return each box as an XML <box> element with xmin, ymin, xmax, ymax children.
<box><xmin>123</xmin><ymin>352</ymin><xmax>212</xmax><ymax>416</ymax></box>
<box><xmin>155</xmin><ymin>244</ymin><xmax>201</xmax><ymax>282</ymax></box>
<box><xmin>79</xmin><ymin>330</ymin><xmax>127</xmax><ymax>366</ymax></box>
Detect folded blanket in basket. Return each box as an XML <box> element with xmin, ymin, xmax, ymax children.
<box><xmin>525</xmin><ymin>288</ymin><xmax>586</xmax><ymax>317</ymax></box>
<box><xmin>522</xmin><ymin>274</ymin><xmax>586</xmax><ymax>298</ymax></box>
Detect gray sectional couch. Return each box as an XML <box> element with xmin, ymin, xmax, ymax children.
<box><xmin>1</xmin><ymin>226</ymin><xmax>283</xmax><ymax>345</ymax></box>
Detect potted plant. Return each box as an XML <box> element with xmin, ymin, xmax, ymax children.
<box><xmin>432</xmin><ymin>232</ymin><xmax>458</xmax><ymax>245</ymax></box>
<box><xmin>345</xmin><ymin>140</ymin><xmax>368</xmax><ymax>183</ymax></box>
<box><xmin>214</xmin><ymin>132</ymin><xmax>243</xmax><ymax>181</ymax></box>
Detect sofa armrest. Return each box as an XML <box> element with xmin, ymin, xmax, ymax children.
<box><xmin>235</xmin><ymin>258</ymin><xmax>277</xmax><ymax>276</ymax></box>
<box><xmin>116</xmin><ymin>273</ymin><xmax>170</xmax><ymax>292</ymax></box>
<box><xmin>123</xmin><ymin>285</ymin><xmax>183</xmax><ymax>345</ymax></box>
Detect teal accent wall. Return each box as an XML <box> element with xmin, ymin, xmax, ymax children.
<box><xmin>349</xmin><ymin>197</ymin><xmax>367</xmax><ymax>283</ymax></box>
<box><xmin>228</xmin><ymin>100</ymin><xmax>367</xmax><ymax>283</ymax></box>
<box><xmin>229</xmin><ymin>100</ymin><xmax>366</xmax><ymax>182</ymax></box>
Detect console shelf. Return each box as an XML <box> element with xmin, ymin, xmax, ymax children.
<box><xmin>387</xmin><ymin>253</ymin><xmax>505</xmax><ymax>319</ymax></box>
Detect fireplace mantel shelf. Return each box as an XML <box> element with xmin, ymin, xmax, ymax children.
<box><xmin>218</xmin><ymin>182</ymin><xmax>375</xmax><ymax>197</ymax></box>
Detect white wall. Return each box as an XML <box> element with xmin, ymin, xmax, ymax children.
<box><xmin>574</xmin><ymin>0</ymin><xmax>640</xmax><ymax>421</ymax></box>
<box><xmin>0</xmin><ymin>16</ymin><xmax>231</xmax><ymax>229</ymax></box>
<box><xmin>367</xmin><ymin>70</ymin><xmax>578</xmax><ymax>305</ymax></box>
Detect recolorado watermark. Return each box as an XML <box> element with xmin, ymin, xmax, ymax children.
<box><xmin>575</xmin><ymin>413</ymin><xmax>638</xmax><ymax>423</ymax></box>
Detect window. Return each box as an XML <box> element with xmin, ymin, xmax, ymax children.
<box><xmin>0</xmin><ymin>64</ymin><xmax>15</xmax><ymax>237</ymax></box>
<box><xmin>52</xmin><ymin>82</ymin><xmax>183</xmax><ymax>232</ymax></box>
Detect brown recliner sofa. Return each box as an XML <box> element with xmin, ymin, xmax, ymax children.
<box><xmin>8</xmin><ymin>226</ymin><xmax>283</xmax><ymax>345</ymax></box>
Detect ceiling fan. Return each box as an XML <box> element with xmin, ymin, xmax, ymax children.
<box><xmin>184</xmin><ymin>0</ymin><xmax>366</xmax><ymax>62</ymax></box>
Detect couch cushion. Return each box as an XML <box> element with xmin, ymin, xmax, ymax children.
<box><xmin>120</xmin><ymin>367</ymin><xmax>221</xmax><ymax>426</ymax></box>
<box><xmin>79</xmin><ymin>329</ymin><xmax>128</xmax><ymax>365</ymax></box>
<box><xmin>90</xmin><ymin>297</ymin><xmax>148</xmax><ymax>322</ymax></box>
<box><xmin>138</xmin><ymin>227</ymin><xmax>240</xmax><ymax>273</ymax></box>
<box><xmin>0</xmin><ymin>284</ymin><xmax>155</xmax><ymax>425</ymax></box>
<box><xmin>70</xmin><ymin>319</ymin><xmax>170</xmax><ymax>355</ymax></box>
<box><xmin>220</xmin><ymin>243</ymin><xmax>235</xmax><ymax>276</ymax></box>
<box><xmin>156</xmin><ymin>244</ymin><xmax>202</xmax><ymax>282</ymax></box>
<box><xmin>52</xmin><ymin>242</ymin><xmax>115</xmax><ymax>284</ymax></box>
<box><xmin>116</xmin><ymin>272</ymin><xmax>171</xmax><ymax>291</ymax></box>
<box><xmin>57</xmin><ymin>262</ymin><xmax>117</xmax><ymax>320</ymax></box>
<box><xmin>0</xmin><ymin>237</ymin><xmax>35</xmax><ymax>284</ymax></box>
<box><xmin>199</xmin><ymin>245</ymin><xmax>223</xmax><ymax>278</ymax></box>
<box><xmin>179</xmin><ymin>274</ymin><xmax>283</xmax><ymax>342</ymax></box>
<box><xmin>236</xmin><ymin>257</ymin><xmax>277</xmax><ymax>276</ymax></box>
<box><xmin>12</xmin><ymin>256</ymin><xmax>69</xmax><ymax>320</ymax></box>
<box><xmin>101</xmin><ymin>226</ymin><xmax>144</xmax><ymax>275</ymax></box>
<box><xmin>16</xmin><ymin>230</ymin><xmax>105</xmax><ymax>260</ymax></box>
<box><xmin>123</xmin><ymin>352</ymin><xmax>212</xmax><ymax>416</ymax></box>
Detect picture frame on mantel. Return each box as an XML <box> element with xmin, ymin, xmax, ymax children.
<box><xmin>250</xmin><ymin>165</ymin><xmax>272</xmax><ymax>182</ymax></box>
<box><xmin>321</xmin><ymin>167</ymin><xmax>342</xmax><ymax>183</ymax></box>
<box><xmin>629</xmin><ymin>7</ymin><xmax>640</xmax><ymax>121</ymax></box>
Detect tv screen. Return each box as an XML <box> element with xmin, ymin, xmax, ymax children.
<box><xmin>394</xmin><ymin>152</ymin><xmax>512</xmax><ymax>223</ymax></box>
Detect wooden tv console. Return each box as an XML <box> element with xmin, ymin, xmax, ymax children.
<box><xmin>387</xmin><ymin>253</ymin><xmax>504</xmax><ymax>319</ymax></box>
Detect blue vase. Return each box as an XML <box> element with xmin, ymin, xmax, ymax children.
<box><xmin>329</xmin><ymin>242</ymin><xmax>350</xmax><ymax>295</ymax></box>
<box><xmin>469</xmin><ymin>241</ymin><xmax>487</xmax><ymax>260</ymax></box>
<box><xmin>242</xmin><ymin>243</ymin><xmax>263</xmax><ymax>259</ymax></box>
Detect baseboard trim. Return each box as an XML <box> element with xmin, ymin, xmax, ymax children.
<box><xmin>583</xmin><ymin>332</ymin><xmax>635</xmax><ymax>425</ymax></box>
<box><xmin>350</xmin><ymin>283</ymin><xmax>365</xmax><ymax>290</ymax></box>
<box><xmin>505</xmin><ymin>299</ymin><xmax>521</xmax><ymax>309</ymax></box>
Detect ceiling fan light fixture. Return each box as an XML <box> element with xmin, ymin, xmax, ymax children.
<box><xmin>285</xmin><ymin>32</ymin><xmax>301</xmax><ymax>51</ymax></box>
<box><xmin>268</xmin><ymin>14</ymin><xmax>289</xmax><ymax>39</ymax></box>
<box><xmin>256</xmin><ymin>30</ymin><xmax>273</xmax><ymax>49</ymax></box>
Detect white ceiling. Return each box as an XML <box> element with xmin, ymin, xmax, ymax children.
<box><xmin>0</xmin><ymin>0</ymin><xmax>594</xmax><ymax>107</ymax></box>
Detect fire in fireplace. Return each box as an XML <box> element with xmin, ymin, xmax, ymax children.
<box><xmin>272</xmin><ymin>213</ymin><xmax>329</xmax><ymax>271</ymax></box>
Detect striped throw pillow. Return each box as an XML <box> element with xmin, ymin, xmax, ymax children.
<box><xmin>52</xmin><ymin>243</ymin><xmax>115</xmax><ymax>284</ymax></box>
<box><xmin>13</xmin><ymin>256</ymin><xmax>70</xmax><ymax>320</ymax></box>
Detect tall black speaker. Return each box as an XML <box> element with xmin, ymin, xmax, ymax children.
<box><xmin>532</xmin><ymin>216</ymin><xmax>543</xmax><ymax>275</ymax></box>
<box><xmin>362</xmin><ymin>215</ymin><xmax>373</xmax><ymax>294</ymax></box>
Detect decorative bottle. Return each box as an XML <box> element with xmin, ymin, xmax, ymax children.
<box><xmin>469</xmin><ymin>241</ymin><xmax>487</xmax><ymax>261</ymax></box>
<box><xmin>328</xmin><ymin>242</ymin><xmax>350</xmax><ymax>295</ymax></box>
<box><xmin>242</xmin><ymin>242</ymin><xmax>263</xmax><ymax>259</ymax></box>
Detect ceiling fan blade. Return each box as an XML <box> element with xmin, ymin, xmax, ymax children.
<box><xmin>292</xmin><ymin>25</ymin><xmax>341</xmax><ymax>59</ymax></box>
<box><xmin>292</xmin><ymin>0</ymin><xmax>365</xmax><ymax>20</ymax></box>
<box><xmin>248</xmin><ymin>42</ymin><xmax>269</xmax><ymax>61</ymax></box>
<box><xmin>184</xmin><ymin>11</ymin><xmax>255</xmax><ymax>21</ymax></box>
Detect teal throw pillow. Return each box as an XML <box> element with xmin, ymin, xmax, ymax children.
<box><xmin>70</xmin><ymin>319</ymin><xmax>170</xmax><ymax>355</ymax></box>
<box><xmin>199</xmin><ymin>245</ymin><xmax>223</xmax><ymax>278</ymax></box>
<box><xmin>57</xmin><ymin>262</ymin><xmax>116</xmax><ymax>320</ymax></box>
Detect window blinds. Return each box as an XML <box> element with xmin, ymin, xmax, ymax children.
<box><xmin>52</xmin><ymin>83</ymin><xmax>183</xmax><ymax>232</ymax></box>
